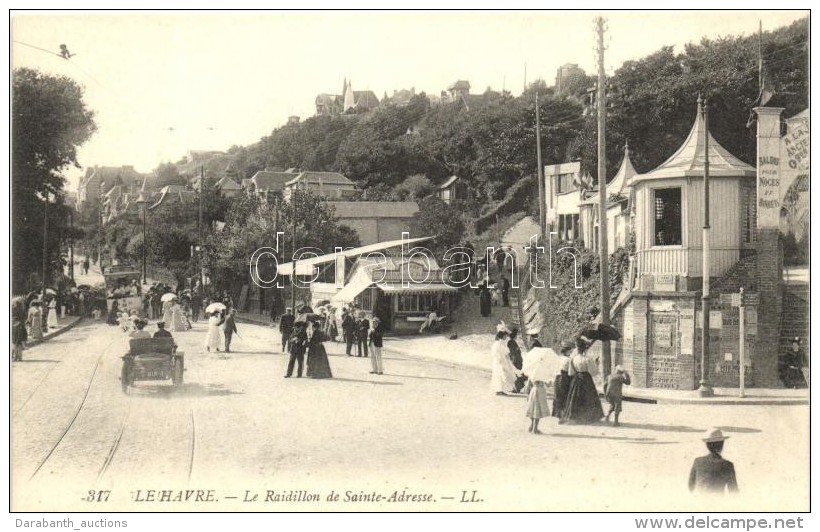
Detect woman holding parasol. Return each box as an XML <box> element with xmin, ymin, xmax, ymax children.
<box><xmin>305</xmin><ymin>315</ymin><xmax>333</xmax><ymax>379</ymax></box>
<box><xmin>560</xmin><ymin>335</ymin><xmax>605</xmax><ymax>424</ymax></box>
<box><xmin>204</xmin><ymin>301</ymin><xmax>227</xmax><ymax>352</ymax></box>
<box><xmin>490</xmin><ymin>322</ymin><xmax>517</xmax><ymax>396</ymax></box>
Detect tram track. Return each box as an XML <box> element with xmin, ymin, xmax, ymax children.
<box><xmin>12</xmin><ymin>327</ymin><xmax>118</xmax><ymax>419</ymax></box>
<box><xmin>96</xmin><ymin>397</ymin><xmax>133</xmax><ymax>480</ymax></box>
<box><xmin>29</xmin><ymin>354</ymin><xmax>106</xmax><ymax>480</ymax></box>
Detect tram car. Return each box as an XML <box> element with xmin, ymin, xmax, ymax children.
<box><xmin>121</xmin><ymin>337</ymin><xmax>184</xmax><ymax>393</ymax></box>
<box><xmin>103</xmin><ymin>264</ymin><xmax>144</xmax><ymax>315</ymax></box>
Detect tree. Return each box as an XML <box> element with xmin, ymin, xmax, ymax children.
<box><xmin>153</xmin><ymin>162</ymin><xmax>185</xmax><ymax>187</ymax></box>
<box><xmin>394</xmin><ymin>174</ymin><xmax>434</xmax><ymax>201</ymax></box>
<box><xmin>207</xmin><ymin>188</ymin><xmax>360</xmax><ymax>293</ymax></box>
<box><xmin>409</xmin><ymin>196</ymin><xmax>465</xmax><ymax>259</ymax></box>
<box><xmin>12</xmin><ymin>68</ymin><xmax>97</xmax><ymax>292</ymax></box>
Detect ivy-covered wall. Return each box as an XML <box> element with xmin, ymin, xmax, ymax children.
<box><xmin>534</xmin><ymin>243</ymin><xmax>630</xmax><ymax>348</ymax></box>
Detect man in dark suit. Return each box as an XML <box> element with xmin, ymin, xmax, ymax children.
<box><xmin>153</xmin><ymin>321</ymin><xmax>173</xmax><ymax>339</ymax></box>
<box><xmin>356</xmin><ymin>312</ymin><xmax>370</xmax><ymax>357</ymax></box>
<box><xmin>688</xmin><ymin>428</ymin><xmax>739</xmax><ymax>494</ymax></box>
<box><xmin>223</xmin><ymin>309</ymin><xmax>238</xmax><ymax>353</ymax></box>
<box><xmin>279</xmin><ymin>307</ymin><xmax>295</xmax><ymax>353</ymax></box>
<box><xmin>284</xmin><ymin>322</ymin><xmax>308</xmax><ymax>378</ymax></box>
<box><xmin>341</xmin><ymin>309</ymin><xmax>356</xmax><ymax>356</ymax></box>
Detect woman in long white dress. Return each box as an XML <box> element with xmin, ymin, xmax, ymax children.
<box><xmin>162</xmin><ymin>298</ymin><xmax>174</xmax><ymax>326</ymax></box>
<box><xmin>169</xmin><ymin>301</ymin><xmax>187</xmax><ymax>332</ymax></box>
<box><xmin>26</xmin><ymin>301</ymin><xmax>43</xmax><ymax>340</ymax></box>
<box><xmin>47</xmin><ymin>298</ymin><xmax>59</xmax><ymax>329</ymax></box>
<box><xmin>204</xmin><ymin>311</ymin><xmax>223</xmax><ymax>352</ymax></box>
<box><xmin>490</xmin><ymin>329</ymin><xmax>518</xmax><ymax>395</ymax></box>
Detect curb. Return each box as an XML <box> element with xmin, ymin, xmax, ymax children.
<box><xmin>25</xmin><ymin>317</ymin><xmax>84</xmax><ymax>348</ymax></box>
<box><xmin>383</xmin><ymin>339</ymin><xmax>809</xmax><ymax>407</ymax></box>
<box><xmin>235</xmin><ymin>315</ymin><xmax>274</xmax><ymax>327</ymax></box>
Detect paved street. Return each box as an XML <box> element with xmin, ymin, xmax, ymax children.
<box><xmin>11</xmin><ymin>320</ymin><xmax>809</xmax><ymax>512</ymax></box>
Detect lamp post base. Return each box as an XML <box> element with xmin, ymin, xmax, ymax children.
<box><xmin>696</xmin><ymin>382</ymin><xmax>714</xmax><ymax>397</ymax></box>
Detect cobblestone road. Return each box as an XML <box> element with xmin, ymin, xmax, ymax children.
<box><xmin>10</xmin><ymin>320</ymin><xmax>810</xmax><ymax>512</ymax></box>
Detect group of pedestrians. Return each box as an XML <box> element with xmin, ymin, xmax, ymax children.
<box><xmin>277</xmin><ymin>304</ymin><xmax>385</xmax><ymax>378</ymax></box>
<box><xmin>489</xmin><ymin>323</ymin><xmax>740</xmax><ymax>494</ymax></box>
<box><xmin>205</xmin><ymin>308</ymin><xmax>238</xmax><ymax>355</ymax></box>
<box><xmin>282</xmin><ymin>308</ymin><xmax>333</xmax><ymax>379</ymax></box>
<box><xmin>491</xmin><ymin>326</ymin><xmax>630</xmax><ymax>429</ymax></box>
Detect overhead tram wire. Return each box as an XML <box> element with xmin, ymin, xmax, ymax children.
<box><xmin>14</xmin><ymin>39</ymin><xmax>107</xmax><ymax>91</ymax></box>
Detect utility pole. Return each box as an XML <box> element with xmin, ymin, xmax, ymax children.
<box><xmin>42</xmin><ymin>193</ymin><xmax>49</xmax><ymax>297</ymax></box>
<box><xmin>698</xmin><ymin>96</ymin><xmax>714</xmax><ymax>397</ymax></box>
<box><xmin>98</xmin><ymin>182</ymin><xmax>104</xmax><ymax>269</ymax></box>
<box><xmin>68</xmin><ymin>207</ymin><xmax>74</xmax><ymax>281</ymax></box>
<box><xmin>595</xmin><ymin>16</ymin><xmax>612</xmax><ymax>376</ymax></box>
<box><xmin>291</xmin><ymin>188</ymin><xmax>297</xmax><ymax>312</ymax></box>
<box><xmin>535</xmin><ymin>92</ymin><xmax>546</xmax><ymax>238</ymax></box>
<box><xmin>199</xmin><ymin>166</ymin><xmax>205</xmax><ymax>291</ymax></box>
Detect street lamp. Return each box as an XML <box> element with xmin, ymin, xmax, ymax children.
<box><xmin>41</xmin><ymin>191</ymin><xmax>50</xmax><ymax>299</ymax></box>
<box><xmin>135</xmin><ymin>179</ymin><xmax>149</xmax><ymax>285</ymax></box>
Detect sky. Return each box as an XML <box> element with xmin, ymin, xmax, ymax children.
<box><xmin>10</xmin><ymin>10</ymin><xmax>808</xmax><ymax>191</ymax></box>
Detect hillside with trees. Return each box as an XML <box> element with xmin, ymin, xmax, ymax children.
<box><xmin>219</xmin><ymin>18</ymin><xmax>806</xmax><ymax>225</ymax></box>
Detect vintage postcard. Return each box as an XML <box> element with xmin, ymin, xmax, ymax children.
<box><xmin>9</xmin><ymin>10</ymin><xmax>810</xmax><ymax>517</ymax></box>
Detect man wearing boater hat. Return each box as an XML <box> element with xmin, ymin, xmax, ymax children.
<box><xmin>688</xmin><ymin>428</ymin><xmax>739</xmax><ymax>494</ymax></box>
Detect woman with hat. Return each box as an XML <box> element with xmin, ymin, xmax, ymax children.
<box><xmin>778</xmin><ymin>337</ymin><xmax>808</xmax><ymax>389</ymax></box>
<box><xmin>552</xmin><ymin>340</ymin><xmax>574</xmax><ymax>422</ymax></box>
<box><xmin>305</xmin><ymin>317</ymin><xmax>333</xmax><ymax>379</ymax></box>
<box><xmin>12</xmin><ymin>298</ymin><xmax>28</xmax><ymax>361</ymax></box>
<box><xmin>204</xmin><ymin>311</ymin><xmax>224</xmax><ymax>352</ymax></box>
<box><xmin>559</xmin><ymin>335</ymin><xmax>604</xmax><ymax>424</ymax></box>
<box><xmin>368</xmin><ymin>316</ymin><xmax>385</xmax><ymax>375</ymax></box>
<box><xmin>128</xmin><ymin>318</ymin><xmax>152</xmax><ymax>339</ymax></box>
<box><xmin>688</xmin><ymin>428</ymin><xmax>739</xmax><ymax>494</ymax></box>
<box><xmin>490</xmin><ymin>323</ymin><xmax>517</xmax><ymax>396</ymax></box>
<box><xmin>26</xmin><ymin>300</ymin><xmax>44</xmax><ymax>341</ymax></box>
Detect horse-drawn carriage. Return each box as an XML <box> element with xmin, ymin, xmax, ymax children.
<box><xmin>121</xmin><ymin>337</ymin><xmax>184</xmax><ymax>393</ymax></box>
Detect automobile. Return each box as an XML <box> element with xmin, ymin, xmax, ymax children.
<box><xmin>121</xmin><ymin>337</ymin><xmax>184</xmax><ymax>393</ymax></box>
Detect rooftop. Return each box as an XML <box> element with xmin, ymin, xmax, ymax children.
<box><xmin>285</xmin><ymin>171</ymin><xmax>355</xmax><ymax>187</ymax></box>
<box><xmin>635</xmin><ymin>98</ymin><xmax>755</xmax><ymax>182</ymax></box>
<box><xmin>327</xmin><ymin>201</ymin><xmax>419</xmax><ymax>218</ymax></box>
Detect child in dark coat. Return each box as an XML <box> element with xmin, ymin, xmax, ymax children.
<box><xmin>604</xmin><ymin>365</ymin><xmax>631</xmax><ymax>426</ymax></box>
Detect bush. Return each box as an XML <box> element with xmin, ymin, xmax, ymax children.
<box><xmin>535</xmin><ymin>243</ymin><xmax>630</xmax><ymax>347</ymax></box>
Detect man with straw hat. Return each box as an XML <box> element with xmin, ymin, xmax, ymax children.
<box><xmin>688</xmin><ymin>428</ymin><xmax>739</xmax><ymax>494</ymax></box>
<box><xmin>368</xmin><ymin>316</ymin><xmax>385</xmax><ymax>375</ymax></box>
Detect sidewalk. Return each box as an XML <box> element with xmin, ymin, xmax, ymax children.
<box><xmin>24</xmin><ymin>315</ymin><xmax>85</xmax><ymax>349</ymax></box>
<box><xmin>234</xmin><ymin>311</ymin><xmax>273</xmax><ymax>326</ymax></box>
<box><xmin>384</xmin><ymin>334</ymin><xmax>810</xmax><ymax>406</ymax></box>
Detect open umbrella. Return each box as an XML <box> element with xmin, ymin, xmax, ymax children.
<box><xmin>294</xmin><ymin>312</ymin><xmax>322</xmax><ymax>324</ymax></box>
<box><xmin>205</xmin><ymin>302</ymin><xmax>227</xmax><ymax>314</ymax></box>
<box><xmin>522</xmin><ymin>347</ymin><xmax>563</xmax><ymax>383</ymax></box>
<box><xmin>580</xmin><ymin>323</ymin><xmax>622</xmax><ymax>342</ymax></box>
<box><xmin>43</xmin><ymin>288</ymin><xmax>57</xmax><ymax>296</ymax></box>
<box><xmin>161</xmin><ymin>293</ymin><xmax>178</xmax><ymax>302</ymax></box>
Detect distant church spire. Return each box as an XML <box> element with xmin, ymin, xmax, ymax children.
<box><xmin>344</xmin><ymin>78</ymin><xmax>355</xmax><ymax>112</ymax></box>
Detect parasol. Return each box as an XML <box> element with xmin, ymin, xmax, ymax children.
<box><xmin>294</xmin><ymin>312</ymin><xmax>322</xmax><ymax>324</ymax></box>
<box><xmin>522</xmin><ymin>347</ymin><xmax>563</xmax><ymax>383</ymax></box>
<box><xmin>161</xmin><ymin>293</ymin><xmax>178</xmax><ymax>302</ymax></box>
<box><xmin>580</xmin><ymin>323</ymin><xmax>622</xmax><ymax>342</ymax></box>
<box><xmin>43</xmin><ymin>288</ymin><xmax>57</xmax><ymax>296</ymax></box>
<box><xmin>205</xmin><ymin>302</ymin><xmax>227</xmax><ymax>314</ymax></box>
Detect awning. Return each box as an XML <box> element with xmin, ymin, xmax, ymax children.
<box><xmin>331</xmin><ymin>276</ymin><xmax>374</xmax><ymax>303</ymax></box>
<box><xmin>377</xmin><ymin>283</ymin><xmax>459</xmax><ymax>295</ymax></box>
<box><xmin>276</xmin><ymin>236</ymin><xmax>434</xmax><ymax>276</ymax></box>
